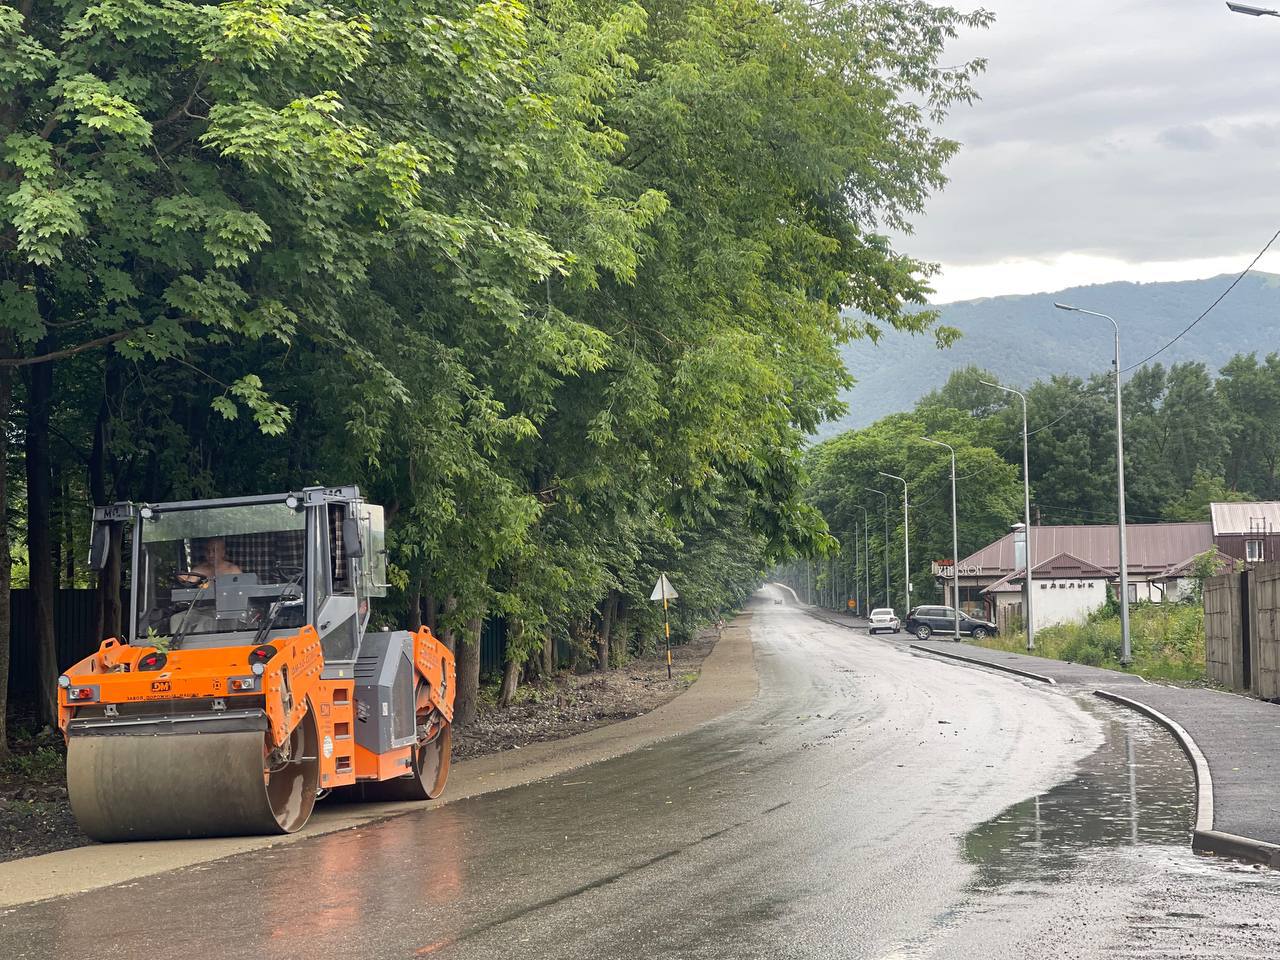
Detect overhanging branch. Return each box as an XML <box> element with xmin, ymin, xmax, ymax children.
<box><xmin>0</xmin><ymin>319</ymin><xmax>202</xmax><ymax>368</ymax></box>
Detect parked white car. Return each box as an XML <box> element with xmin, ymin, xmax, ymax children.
<box><xmin>868</xmin><ymin>608</ymin><xmax>900</xmax><ymax>634</ymax></box>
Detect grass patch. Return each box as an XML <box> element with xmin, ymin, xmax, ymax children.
<box><xmin>0</xmin><ymin>745</ymin><xmax>64</xmax><ymax>782</ymax></box>
<box><xmin>976</xmin><ymin>601</ymin><xmax>1207</xmax><ymax>682</ymax></box>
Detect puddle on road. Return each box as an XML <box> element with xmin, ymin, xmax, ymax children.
<box><xmin>963</xmin><ymin>699</ymin><xmax>1194</xmax><ymax>890</ymax></box>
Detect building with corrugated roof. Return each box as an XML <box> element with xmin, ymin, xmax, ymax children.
<box><xmin>944</xmin><ymin>520</ymin><xmax>1219</xmax><ymax>629</ymax></box>
<box><xmin>1211</xmin><ymin>502</ymin><xmax>1280</xmax><ymax>566</ymax></box>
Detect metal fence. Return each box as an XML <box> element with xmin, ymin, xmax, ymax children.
<box><xmin>7</xmin><ymin>588</ymin><xmax>105</xmax><ymax>708</ymax></box>
<box><xmin>1204</xmin><ymin>562</ymin><xmax>1280</xmax><ymax>699</ymax></box>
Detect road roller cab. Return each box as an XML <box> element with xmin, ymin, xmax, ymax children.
<box><xmin>58</xmin><ymin>486</ymin><xmax>456</xmax><ymax>841</ymax></box>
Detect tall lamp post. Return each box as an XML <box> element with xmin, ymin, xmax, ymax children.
<box><xmin>1054</xmin><ymin>302</ymin><xmax>1132</xmax><ymax>665</ymax></box>
<box><xmin>866</xmin><ymin>488</ymin><xmax>892</xmax><ymax>608</ymax></box>
<box><xmin>921</xmin><ymin>438</ymin><xmax>961</xmax><ymax>643</ymax></box>
<box><xmin>853</xmin><ymin>504</ymin><xmax>872</xmax><ymax>616</ymax></box>
<box><xmin>847</xmin><ymin>524</ymin><xmax>857</xmax><ymax>614</ymax></box>
<box><xmin>980</xmin><ymin>379</ymin><xmax>1036</xmax><ymax>650</ymax></box>
<box><xmin>878</xmin><ymin>471</ymin><xmax>911</xmax><ymax>615</ymax></box>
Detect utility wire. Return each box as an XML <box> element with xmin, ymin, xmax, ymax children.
<box><xmin>1120</xmin><ymin>227</ymin><xmax>1280</xmax><ymax>374</ymax></box>
<box><xmin>1034</xmin><ymin>502</ymin><xmax>1166</xmax><ymax>524</ymax></box>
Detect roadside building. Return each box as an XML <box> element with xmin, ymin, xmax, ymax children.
<box><xmin>983</xmin><ymin>553</ymin><xmax>1114</xmax><ymax>629</ymax></box>
<box><xmin>1211</xmin><ymin>502</ymin><xmax>1280</xmax><ymax>567</ymax></box>
<box><xmin>941</xmin><ymin>521</ymin><xmax>1217</xmax><ymax>629</ymax></box>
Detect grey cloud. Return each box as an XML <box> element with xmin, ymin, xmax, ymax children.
<box><xmin>1156</xmin><ymin>125</ymin><xmax>1217</xmax><ymax>151</ymax></box>
<box><xmin>898</xmin><ymin>0</ymin><xmax>1280</xmax><ymax>266</ymax></box>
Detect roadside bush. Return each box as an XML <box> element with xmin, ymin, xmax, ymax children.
<box><xmin>977</xmin><ymin>601</ymin><xmax>1206</xmax><ymax>682</ymax></box>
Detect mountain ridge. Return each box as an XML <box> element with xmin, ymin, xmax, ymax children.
<box><xmin>823</xmin><ymin>272</ymin><xmax>1280</xmax><ymax>436</ymax></box>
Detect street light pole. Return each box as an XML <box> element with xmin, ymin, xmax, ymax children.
<box><xmin>980</xmin><ymin>379</ymin><xmax>1036</xmax><ymax>651</ymax></box>
<box><xmin>1054</xmin><ymin>302</ymin><xmax>1132</xmax><ymax>665</ymax></box>
<box><xmin>922</xmin><ymin>438</ymin><xmax>961</xmax><ymax>642</ymax></box>
<box><xmin>878</xmin><ymin>472</ymin><xmax>911</xmax><ymax>615</ymax></box>
<box><xmin>849</xmin><ymin>527</ymin><xmax>860</xmax><ymax>616</ymax></box>
<box><xmin>853</xmin><ymin>504</ymin><xmax>872</xmax><ymax>616</ymax></box>
<box><xmin>866</xmin><ymin>488</ymin><xmax>891</xmax><ymax>608</ymax></box>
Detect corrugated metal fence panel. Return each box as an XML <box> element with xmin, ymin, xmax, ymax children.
<box><xmin>8</xmin><ymin>588</ymin><xmax>105</xmax><ymax>705</ymax></box>
<box><xmin>479</xmin><ymin>617</ymin><xmax>506</xmax><ymax>678</ymax></box>
<box><xmin>1203</xmin><ymin>572</ymin><xmax>1238</xmax><ymax>689</ymax></box>
<box><xmin>1251</xmin><ymin>564</ymin><xmax>1280</xmax><ymax>700</ymax></box>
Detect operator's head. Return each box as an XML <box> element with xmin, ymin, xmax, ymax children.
<box><xmin>194</xmin><ymin>536</ymin><xmax>227</xmax><ymax>561</ymax></box>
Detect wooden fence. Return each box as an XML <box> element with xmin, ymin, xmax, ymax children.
<box><xmin>1204</xmin><ymin>561</ymin><xmax>1280</xmax><ymax>699</ymax></box>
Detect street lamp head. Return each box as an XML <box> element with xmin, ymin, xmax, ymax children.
<box><xmin>1053</xmin><ymin>301</ymin><xmax>1078</xmax><ymax>312</ymax></box>
<box><xmin>1228</xmin><ymin>2</ymin><xmax>1280</xmax><ymax>16</ymax></box>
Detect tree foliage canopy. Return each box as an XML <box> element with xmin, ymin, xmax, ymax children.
<box><xmin>0</xmin><ymin>0</ymin><xmax>990</xmax><ymax>729</ymax></box>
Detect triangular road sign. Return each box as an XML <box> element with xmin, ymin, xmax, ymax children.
<box><xmin>649</xmin><ymin>573</ymin><xmax>678</xmax><ymax>601</ymax></box>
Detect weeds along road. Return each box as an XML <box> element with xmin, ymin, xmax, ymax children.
<box><xmin>4</xmin><ymin>590</ymin><xmax>1280</xmax><ymax>959</ymax></box>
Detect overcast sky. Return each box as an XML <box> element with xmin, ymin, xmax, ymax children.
<box><xmin>910</xmin><ymin>0</ymin><xmax>1280</xmax><ymax>302</ymax></box>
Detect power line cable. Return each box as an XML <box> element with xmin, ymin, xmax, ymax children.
<box><xmin>1120</xmin><ymin>227</ymin><xmax>1280</xmax><ymax>373</ymax></box>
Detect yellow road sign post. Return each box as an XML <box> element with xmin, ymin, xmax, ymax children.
<box><xmin>649</xmin><ymin>574</ymin><xmax>678</xmax><ymax>680</ymax></box>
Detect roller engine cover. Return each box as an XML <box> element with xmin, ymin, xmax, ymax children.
<box><xmin>352</xmin><ymin>631</ymin><xmax>419</xmax><ymax>755</ymax></box>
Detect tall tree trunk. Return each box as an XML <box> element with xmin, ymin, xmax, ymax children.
<box><xmin>26</xmin><ymin>354</ymin><xmax>58</xmax><ymax>725</ymax></box>
<box><xmin>597</xmin><ymin>590</ymin><xmax>618</xmax><ymax>671</ymax></box>
<box><xmin>437</xmin><ymin>594</ymin><xmax>458</xmax><ymax>653</ymax></box>
<box><xmin>613</xmin><ymin>598</ymin><xmax>630</xmax><ymax>664</ymax></box>
<box><xmin>424</xmin><ymin>591</ymin><xmax>437</xmax><ymax>631</ymax></box>
<box><xmin>62</xmin><ymin>469</ymin><xmax>74</xmax><ymax>585</ymax></box>
<box><xmin>498</xmin><ymin>657</ymin><xmax>520</xmax><ymax>708</ymax></box>
<box><xmin>0</xmin><ymin>360</ymin><xmax>12</xmax><ymax>754</ymax></box>
<box><xmin>51</xmin><ymin>464</ymin><xmax>62</xmax><ymax>590</ymax></box>
<box><xmin>454</xmin><ymin>616</ymin><xmax>481</xmax><ymax>726</ymax></box>
<box><xmin>407</xmin><ymin>575</ymin><xmax>422</xmax><ymax>632</ymax></box>
<box><xmin>497</xmin><ymin>619</ymin><xmax>523</xmax><ymax>708</ymax></box>
<box><xmin>89</xmin><ymin>376</ymin><xmax>121</xmax><ymax>642</ymax></box>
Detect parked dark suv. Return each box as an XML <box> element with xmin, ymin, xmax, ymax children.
<box><xmin>904</xmin><ymin>605</ymin><xmax>998</xmax><ymax>641</ymax></box>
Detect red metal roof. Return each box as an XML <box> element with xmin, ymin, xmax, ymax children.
<box><xmin>958</xmin><ymin>522</ymin><xmax>1213</xmax><ymax>577</ymax></box>
<box><xmin>984</xmin><ymin>551</ymin><xmax>1115</xmax><ymax>593</ymax></box>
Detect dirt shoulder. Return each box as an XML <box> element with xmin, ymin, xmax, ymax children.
<box><xmin>0</xmin><ymin>610</ymin><xmax>756</xmax><ymax>907</ymax></box>
<box><xmin>453</xmin><ymin>635</ymin><xmax>715</xmax><ymax>762</ymax></box>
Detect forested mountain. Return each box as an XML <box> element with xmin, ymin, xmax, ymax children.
<box><xmin>824</xmin><ymin>273</ymin><xmax>1280</xmax><ymax>435</ymax></box>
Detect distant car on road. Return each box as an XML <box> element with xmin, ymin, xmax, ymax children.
<box><xmin>867</xmin><ymin>608</ymin><xmax>900</xmax><ymax>634</ymax></box>
<box><xmin>904</xmin><ymin>606</ymin><xmax>998</xmax><ymax>641</ymax></box>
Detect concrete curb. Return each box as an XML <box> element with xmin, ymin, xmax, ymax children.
<box><xmin>1093</xmin><ymin>689</ymin><xmax>1280</xmax><ymax>868</ymax></box>
<box><xmin>907</xmin><ymin>644</ymin><xmax>1057</xmax><ymax>685</ymax></box>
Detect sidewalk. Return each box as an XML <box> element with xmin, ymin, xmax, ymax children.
<box><xmin>910</xmin><ymin>639</ymin><xmax>1280</xmax><ymax>866</ymax></box>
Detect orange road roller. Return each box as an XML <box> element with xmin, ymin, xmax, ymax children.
<box><xmin>57</xmin><ymin>486</ymin><xmax>456</xmax><ymax>841</ymax></box>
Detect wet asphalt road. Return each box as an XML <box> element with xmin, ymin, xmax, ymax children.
<box><xmin>4</xmin><ymin>592</ymin><xmax>1280</xmax><ymax>959</ymax></box>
